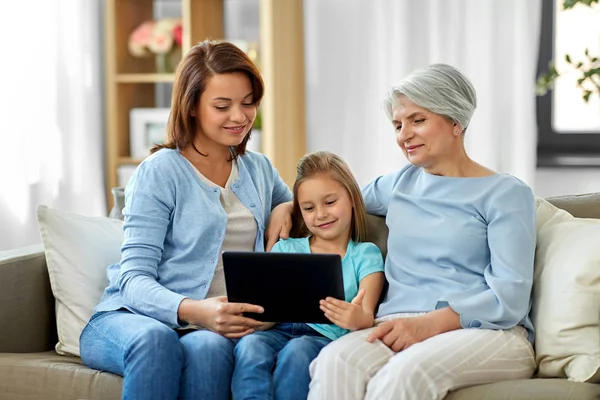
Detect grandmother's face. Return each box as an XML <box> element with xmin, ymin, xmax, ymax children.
<box><xmin>391</xmin><ymin>97</ymin><xmax>459</xmax><ymax>170</ymax></box>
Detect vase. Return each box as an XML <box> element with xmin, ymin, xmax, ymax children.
<box><xmin>155</xmin><ymin>53</ymin><xmax>170</xmax><ymax>74</ymax></box>
<box><xmin>154</xmin><ymin>48</ymin><xmax>182</xmax><ymax>74</ymax></box>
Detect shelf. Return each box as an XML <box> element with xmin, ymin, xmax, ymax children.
<box><xmin>116</xmin><ymin>73</ymin><xmax>175</xmax><ymax>83</ymax></box>
<box><xmin>119</xmin><ymin>157</ymin><xmax>144</xmax><ymax>165</ymax></box>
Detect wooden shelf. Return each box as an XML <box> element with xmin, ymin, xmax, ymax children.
<box><xmin>104</xmin><ymin>0</ymin><xmax>224</xmax><ymax>212</ymax></box>
<box><xmin>119</xmin><ymin>157</ymin><xmax>144</xmax><ymax>165</ymax></box>
<box><xmin>116</xmin><ymin>73</ymin><xmax>175</xmax><ymax>83</ymax></box>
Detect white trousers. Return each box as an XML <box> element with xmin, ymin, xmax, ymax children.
<box><xmin>308</xmin><ymin>314</ymin><xmax>535</xmax><ymax>400</ymax></box>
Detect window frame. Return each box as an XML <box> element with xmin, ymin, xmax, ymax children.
<box><xmin>536</xmin><ymin>0</ymin><xmax>600</xmax><ymax>167</ymax></box>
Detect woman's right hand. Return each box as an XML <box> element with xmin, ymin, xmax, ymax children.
<box><xmin>266</xmin><ymin>201</ymin><xmax>294</xmax><ymax>251</ymax></box>
<box><xmin>178</xmin><ymin>297</ymin><xmax>265</xmax><ymax>338</ymax></box>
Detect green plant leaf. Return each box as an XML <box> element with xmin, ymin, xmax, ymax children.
<box><xmin>565</xmin><ymin>54</ymin><xmax>572</xmax><ymax>63</ymax></box>
<box><xmin>583</xmin><ymin>90</ymin><xmax>592</xmax><ymax>103</ymax></box>
<box><xmin>563</xmin><ymin>0</ymin><xmax>599</xmax><ymax>9</ymax></box>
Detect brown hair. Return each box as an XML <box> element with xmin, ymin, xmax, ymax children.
<box><xmin>291</xmin><ymin>151</ymin><xmax>368</xmax><ymax>242</ymax></box>
<box><xmin>151</xmin><ymin>40</ymin><xmax>264</xmax><ymax>157</ymax></box>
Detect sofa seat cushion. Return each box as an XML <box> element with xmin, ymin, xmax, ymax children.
<box><xmin>445</xmin><ymin>378</ymin><xmax>600</xmax><ymax>400</ymax></box>
<box><xmin>0</xmin><ymin>351</ymin><xmax>122</xmax><ymax>400</ymax></box>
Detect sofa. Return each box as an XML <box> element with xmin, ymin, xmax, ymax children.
<box><xmin>1</xmin><ymin>193</ymin><xmax>600</xmax><ymax>400</ymax></box>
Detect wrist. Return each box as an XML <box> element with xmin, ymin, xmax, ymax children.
<box><xmin>424</xmin><ymin>307</ymin><xmax>461</xmax><ymax>336</ymax></box>
<box><xmin>178</xmin><ymin>298</ymin><xmax>207</xmax><ymax>327</ymax></box>
<box><xmin>177</xmin><ymin>298</ymin><xmax>194</xmax><ymax>325</ymax></box>
<box><xmin>352</xmin><ymin>312</ymin><xmax>374</xmax><ymax>331</ymax></box>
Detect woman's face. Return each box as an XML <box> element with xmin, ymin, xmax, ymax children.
<box><xmin>194</xmin><ymin>72</ymin><xmax>257</xmax><ymax>149</ymax></box>
<box><xmin>391</xmin><ymin>97</ymin><xmax>459</xmax><ymax>169</ymax></box>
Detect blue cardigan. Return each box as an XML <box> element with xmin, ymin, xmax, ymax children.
<box><xmin>94</xmin><ymin>148</ymin><xmax>292</xmax><ymax>327</ymax></box>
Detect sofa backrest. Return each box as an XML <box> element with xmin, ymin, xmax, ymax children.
<box><xmin>0</xmin><ymin>245</ymin><xmax>57</xmax><ymax>353</ymax></box>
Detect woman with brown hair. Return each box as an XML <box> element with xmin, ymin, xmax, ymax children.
<box><xmin>79</xmin><ymin>40</ymin><xmax>292</xmax><ymax>400</ymax></box>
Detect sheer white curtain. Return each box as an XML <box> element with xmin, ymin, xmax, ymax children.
<box><xmin>304</xmin><ymin>0</ymin><xmax>541</xmax><ymax>187</ymax></box>
<box><xmin>0</xmin><ymin>0</ymin><xmax>105</xmax><ymax>251</ymax></box>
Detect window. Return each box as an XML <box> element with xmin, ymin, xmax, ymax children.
<box><xmin>536</xmin><ymin>0</ymin><xmax>600</xmax><ymax>166</ymax></box>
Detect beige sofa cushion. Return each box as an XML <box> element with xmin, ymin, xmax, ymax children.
<box><xmin>0</xmin><ymin>351</ymin><xmax>121</xmax><ymax>400</ymax></box>
<box><xmin>37</xmin><ymin>206</ymin><xmax>124</xmax><ymax>357</ymax></box>
<box><xmin>532</xmin><ymin>198</ymin><xmax>600</xmax><ymax>382</ymax></box>
<box><xmin>444</xmin><ymin>378</ymin><xmax>600</xmax><ymax>400</ymax></box>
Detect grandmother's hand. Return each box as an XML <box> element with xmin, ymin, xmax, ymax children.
<box><xmin>366</xmin><ymin>316</ymin><xmax>435</xmax><ymax>351</ymax></box>
<box><xmin>367</xmin><ymin>307</ymin><xmax>461</xmax><ymax>352</ymax></box>
<box><xmin>266</xmin><ymin>201</ymin><xmax>294</xmax><ymax>251</ymax></box>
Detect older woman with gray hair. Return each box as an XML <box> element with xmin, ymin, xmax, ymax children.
<box><xmin>268</xmin><ymin>63</ymin><xmax>537</xmax><ymax>399</ymax></box>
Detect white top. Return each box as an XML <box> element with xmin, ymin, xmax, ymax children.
<box><xmin>188</xmin><ymin>158</ymin><xmax>258</xmax><ymax>298</ymax></box>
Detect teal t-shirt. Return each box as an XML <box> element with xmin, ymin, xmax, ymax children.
<box><xmin>271</xmin><ymin>237</ymin><xmax>385</xmax><ymax>340</ymax></box>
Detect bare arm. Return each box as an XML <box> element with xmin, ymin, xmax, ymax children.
<box><xmin>359</xmin><ymin>272</ymin><xmax>385</xmax><ymax>318</ymax></box>
<box><xmin>320</xmin><ymin>272</ymin><xmax>385</xmax><ymax>331</ymax></box>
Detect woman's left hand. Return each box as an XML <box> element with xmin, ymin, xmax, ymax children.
<box><xmin>320</xmin><ymin>290</ymin><xmax>374</xmax><ymax>331</ymax></box>
<box><xmin>367</xmin><ymin>307</ymin><xmax>461</xmax><ymax>351</ymax></box>
<box><xmin>366</xmin><ymin>316</ymin><xmax>435</xmax><ymax>351</ymax></box>
<box><xmin>266</xmin><ymin>201</ymin><xmax>293</xmax><ymax>251</ymax></box>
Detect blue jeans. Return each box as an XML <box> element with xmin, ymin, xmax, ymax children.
<box><xmin>79</xmin><ymin>310</ymin><xmax>236</xmax><ymax>400</ymax></box>
<box><xmin>232</xmin><ymin>323</ymin><xmax>331</xmax><ymax>400</ymax></box>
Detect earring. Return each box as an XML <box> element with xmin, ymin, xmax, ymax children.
<box><xmin>454</xmin><ymin>130</ymin><xmax>460</xmax><ymax>135</ymax></box>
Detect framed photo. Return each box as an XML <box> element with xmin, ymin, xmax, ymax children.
<box><xmin>129</xmin><ymin>108</ymin><xmax>171</xmax><ymax>159</ymax></box>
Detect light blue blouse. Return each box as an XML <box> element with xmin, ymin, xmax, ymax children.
<box><xmin>94</xmin><ymin>148</ymin><xmax>292</xmax><ymax>327</ymax></box>
<box><xmin>362</xmin><ymin>164</ymin><xmax>537</xmax><ymax>342</ymax></box>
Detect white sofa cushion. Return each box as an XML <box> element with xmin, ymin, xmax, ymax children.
<box><xmin>36</xmin><ymin>205</ymin><xmax>123</xmax><ymax>357</ymax></box>
<box><xmin>532</xmin><ymin>198</ymin><xmax>600</xmax><ymax>382</ymax></box>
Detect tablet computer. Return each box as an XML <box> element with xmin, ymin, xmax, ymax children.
<box><xmin>222</xmin><ymin>251</ymin><xmax>345</xmax><ymax>324</ymax></box>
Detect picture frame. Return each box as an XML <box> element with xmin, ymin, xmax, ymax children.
<box><xmin>129</xmin><ymin>107</ymin><xmax>171</xmax><ymax>159</ymax></box>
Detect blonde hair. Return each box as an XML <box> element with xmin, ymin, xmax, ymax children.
<box><xmin>291</xmin><ymin>151</ymin><xmax>368</xmax><ymax>242</ymax></box>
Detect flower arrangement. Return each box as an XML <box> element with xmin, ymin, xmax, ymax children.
<box><xmin>128</xmin><ymin>18</ymin><xmax>183</xmax><ymax>73</ymax></box>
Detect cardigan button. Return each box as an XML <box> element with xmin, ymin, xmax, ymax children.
<box><xmin>250</xmin><ymin>203</ymin><xmax>256</xmax><ymax>208</ymax></box>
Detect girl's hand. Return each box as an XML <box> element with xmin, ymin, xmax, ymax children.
<box><xmin>178</xmin><ymin>297</ymin><xmax>265</xmax><ymax>338</ymax></box>
<box><xmin>320</xmin><ymin>289</ymin><xmax>374</xmax><ymax>331</ymax></box>
<box><xmin>266</xmin><ymin>201</ymin><xmax>293</xmax><ymax>251</ymax></box>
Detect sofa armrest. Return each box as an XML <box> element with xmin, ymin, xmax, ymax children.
<box><xmin>0</xmin><ymin>245</ymin><xmax>57</xmax><ymax>353</ymax></box>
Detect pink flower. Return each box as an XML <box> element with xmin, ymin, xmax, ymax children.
<box><xmin>128</xmin><ymin>20</ymin><xmax>155</xmax><ymax>57</ymax></box>
<box><xmin>173</xmin><ymin>23</ymin><xmax>183</xmax><ymax>47</ymax></box>
<box><xmin>148</xmin><ymin>31</ymin><xmax>174</xmax><ymax>54</ymax></box>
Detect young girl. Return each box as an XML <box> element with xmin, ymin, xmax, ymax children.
<box><xmin>231</xmin><ymin>151</ymin><xmax>385</xmax><ymax>400</ymax></box>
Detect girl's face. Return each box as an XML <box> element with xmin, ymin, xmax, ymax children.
<box><xmin>194</xmin><ymin>72</ymin><xmax>257</xmax><ymax>149</ymax></box>
<box><xmin>392</xmin><ymin>97</ymin><xmax>459</xmax><ymax>170</ymax></box>
<box><xmin>297</xmin><ymin>174</ymin><xmax>353</xmax><ymax>243</ymax></box>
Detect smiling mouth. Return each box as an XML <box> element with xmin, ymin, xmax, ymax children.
<box><xmin>406</xmin><ymin>145</ymin><xmax>423</xmax><ymax>153</ymax></box>
<box><xmin>224</xmin><ymin>124</ymin><xmax>246</xmax><ymax>133</ymax></box>
<box><xmin>317</xmin><ymin>221</ymin><xmax>336</xmax><ymax>228</ymax></box>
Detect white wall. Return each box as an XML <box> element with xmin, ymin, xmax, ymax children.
<box><xmin>535</xmin><ymin>168</ymin><xmax>600</xmax><ymax>198</ymax></box>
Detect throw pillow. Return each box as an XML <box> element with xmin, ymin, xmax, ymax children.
<box><xmin>532</xmin><ymin>198</ymin><xmax>600</xmax><ymax>382</ymax></box>
<box><xmin>37</xmin><ymin>205</ymin><xmax>123</xmax><ymax>357</ymax></box>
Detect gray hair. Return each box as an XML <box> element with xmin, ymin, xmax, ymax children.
<box><xmin>384</xmin><ymin>63</ymin><xmax>477</xmax><ymax>132</ymax></box>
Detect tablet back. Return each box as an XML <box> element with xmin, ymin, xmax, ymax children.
<box><xmin>222</xmin><ymin>251</ymin><xmax>344</xmax><ymax>324</ymax></box>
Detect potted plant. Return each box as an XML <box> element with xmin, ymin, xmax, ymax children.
<box><xmin>536</xmin><ymin>0</ymin><xmax>599</xmax><ymax>103</ymax></box>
